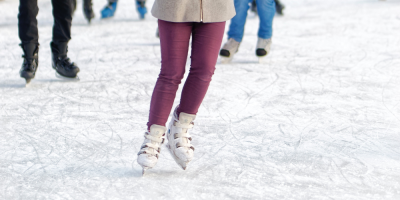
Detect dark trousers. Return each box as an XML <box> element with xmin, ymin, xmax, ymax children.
<box><xmin>18</xmin><ymin>0</ymin><xmax>74</xmax><ymax>45</ymax></box>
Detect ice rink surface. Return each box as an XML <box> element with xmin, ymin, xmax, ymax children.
<box><xmin>1</xmin><ymin>0</ymin><xmax>400</xmax><ymax>199</ymax></box>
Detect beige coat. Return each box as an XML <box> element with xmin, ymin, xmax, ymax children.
<box><xmin>151</xmin><ymin>0</ymin><xmax>236</xmax><ymax>23</ymax></box>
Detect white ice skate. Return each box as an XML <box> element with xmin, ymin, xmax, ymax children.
<box><xmin>256</xmin><ymin>37</ymin><xmax>272</xmax><ymax>63</ymax></box>
<box><xmin>167</xmin><ymin>111</ymin><xmax>196</xmax><ymax>170</ymax></box>
<box><xmin>137</xmin><ymin>125</ymin><xmax>166</xmax><ymax>175</ymax></box>
<box><xmin>219</xmin><ymin>38</ymin><xmax>240</xmax><ymax>64</ymax></box>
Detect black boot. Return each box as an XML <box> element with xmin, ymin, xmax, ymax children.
<box><xmin>83</xmin><ymin>0</ymin><xmax>95</xmax><ymax>23</ymax></box>
<box><xmin>275</xmin><ymin>0</ymin><xmax>285</xmax><ymax>16</ymax></box>
<box><xmin>51</xmin><ymin>42</ymin><xmax>80</xmax><ymax>78</ymax></box>
<box><xmin>20</xmin><ymin>43</ymin><xmax>39</xmax><ymax>84</ymax></box>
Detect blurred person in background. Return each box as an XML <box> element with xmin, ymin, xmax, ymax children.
<box><xmin>18</xmin><ymin>0</ymin><xmax>80</xmax><ymax>84</ymax></box>
<box><xmin>72</xmin><ymin>0</ymin><xmax>95</xmax><ymax>23</ymax></box>
<box><xmin>251</xmin><ymin>0</ymin><xmax>285</xmax><ymax>16</ymax></box>
<box><xmin>220</xmin><ymin>0</ymin><xmax>276</xmax><ymax>63</ymax></box>
<box><xmin>100</xmin><ymin>0</ymin><xmax>148</xmax><ymax>19</ymax></box>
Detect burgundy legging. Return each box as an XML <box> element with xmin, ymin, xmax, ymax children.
<box><xmin>147</xmin><ymin>20</ymin><xmax>226</xmax><ymax>129</ymax></box>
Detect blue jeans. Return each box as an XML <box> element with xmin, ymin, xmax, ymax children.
<box><xmin>228</xmin><ymin>0</ymin><xmax>275</xmax><ymax>42</ymax></box>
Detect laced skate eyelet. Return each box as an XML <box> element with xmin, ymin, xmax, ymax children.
<box><xmin>174</xmin><ymin>133</ymin><xmax>178</xmax><ymax>139</ymax></box>
<box><xmin>176</xmin><ymin>143</ymin><xmax>180</xmax><ymax>148</ymax></box>
<box><xmin>188</xmin><ymin>137</ymin><xmax>192</xmax><ymax>141</ymax></box>
<box><xmin>190</xmin><ymin>146</ymin><xmax>195</xmax><ymax>151</ymax></box>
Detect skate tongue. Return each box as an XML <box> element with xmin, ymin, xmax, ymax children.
<box><xmin>149</xmin><ymin>124</ymin><xmax>166</xmax><ymax>137</ymax></box>
<box><xmin>21</xmin><ymin>43</ymin><xmax>39</xmax><ymax>59</ymax></box>
<box><xmin>178</xmin><ymin>112</ymin><xmax>196</xmax><ymax>125</ymax></box>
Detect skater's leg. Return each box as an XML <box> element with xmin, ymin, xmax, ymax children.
<box><xmin>177</xmin><ymin>22</ymin><xmax>226</xmax><ymax>115</ymax></box>
<box><xmin>164</xmin><ymin>22</ymin><xmax>225</xmax><ymax>170</ymax></box>
<box><xmin>255</xmin><ymin>0</ymin><xmax>275</xmax><ymax>58</ymax></box>
<box><xmin>83</xmin><ymin>0</ymin><xmax>92</xmax><ymax>7</ymax></box>
<box><xmin>136</xmin><ymin>0</ymin><xmax>147</xmax><ymax>19</ymax></box>
<box><xmin>18</xmin><ymin>0</ymin><xmax>40</xmax><ymax>84</ymax></box>
<box><xmin>18</xmin><ymin>0</ymin><xmax>39</xmax><ymax>45</ymax></box>
<box><xmin>51</xmin><ymin>0</ymin><xmax>73</xmax><ymax>44</ymax></box>
<box><xmin>83</xmin><ymin>0</ymin><xmax>95</xmax><ymax>23</ymax></box>
<box><xmin>147</xmin><ymin>20</ymin><xmax>193</xmax><ymax>130</ymax></box>
<box><xmin>227</xmin><ymin>0</ymin><xmax>252</xmax><ymax>43</ymax></box>
<box><xmin>51</xmin><ymin>0</ymin><xmax>79</xmax><ymax>78</ymax></box>
<box><xmin>256</xmin><ymin>0</ymin><xmax>275</xmax><ymax>40</ymax></box>
<box><xmin>274</xmin><ymin>0</ymin><xmax>285</xmax><ymax>15</ymax></box>
<box><xmin>101</xmin><ymin>0</ymin><xmax>118</xmax><ymax>19</ymax></box>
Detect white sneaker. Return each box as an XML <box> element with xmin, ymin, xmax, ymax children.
<box><xmin>219</xmin><ymin>38</ymin><xmax>240</xmax><ymax>63</ymax></box>
<box><xmin>137</xmin><ymin>124</ymin><xmax>166</xmax><ymax>175</ymax></box>
<box><xmin>256</xmin><ymin>37</ymin><xmax>272</xmax><ymax>57</ymax></box>
<box><xmin>167</xmin><ymin>111</ymin><xmax>196</xmax><ymax>170</ymax></box>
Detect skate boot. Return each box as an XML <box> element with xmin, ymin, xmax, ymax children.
<box><xmin>101</xmin><ymin>0</ymin><xmax>118</xmax><ymax>19</ymax></box>
<box><xmin>19</xmin><ymin>43</ymin><xmax>39</xmax><ymax>85</ymax></box>
<box><xmin>275</xmin><ymin>0</ymin><xmax>285</xmax><ymax>16</ymax></box>
<box><xmin>137</xmin><ymin>125</ymin><xmax>166</xmax><ymax>175</ymax></box>
<box><xmin>83</xmin><ymin>0</ymin><xmax>95</xmax><ymax>23</ymax></box>
<box><xmin>50</xmin><ymin>42</ymin><xmax>80</xmax><ymax>79</ymax></box>
<box><xmin>136</xmin><ymin>0</ymin><xmax>147</xmax><ymax>19</ymax></box>
<box><xmin>219</xmin><ymin>38</ymin><xmax>240</xmax><ymax>64</ymax></box>
<box><xmin>256</xmin><ymin>37</ymin><xmax>272</xmax><ymax>63</ymax></box>
<box><xmin>167</xmin><ymin>109</ymin><xmax>196</xmax><ymax>170</ymax></box>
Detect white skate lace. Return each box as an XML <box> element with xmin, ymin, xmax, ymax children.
<box><xmin>138</xmin><ymin>132</ymin><xmax>165</xmax><ymax>157</ymax></box>
<box><xmin>173</xmin><ymin>122</ymin><xmax>195</xmax><ymax>150</ymax></box>
<box><xmin>222</xmin><ymin>38</ymin><xmax>240</xmax><ymax>53</ymax></box>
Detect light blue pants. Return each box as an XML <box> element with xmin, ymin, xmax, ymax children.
<box><xmin>228</xmin><ymin>0</ymin><xmax>275</xmax><ymax>42</ymax></box>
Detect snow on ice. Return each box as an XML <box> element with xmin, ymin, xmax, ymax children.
<box><xmin>0</xmin><ymin>0</ymin><xmax>400</xmax><ymax>199</ymax></box>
